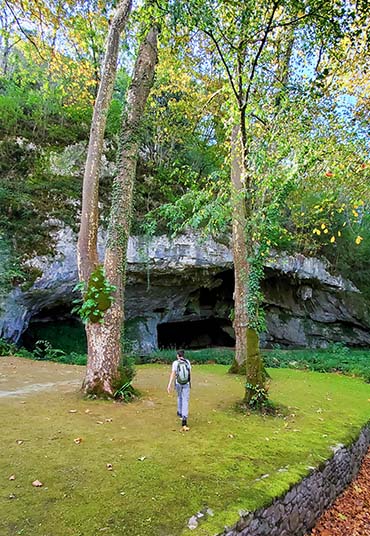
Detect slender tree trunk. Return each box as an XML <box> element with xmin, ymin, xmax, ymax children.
<box><xmin>77</xmin><ymin>0</ymin><xmax>132</xmax><ymax>283</ymax></box>
<box><xmin>228</xmin><ymin>124</ymin><xmax>266</xmax><ymax>407</ymax></box>
<box><xmin>82</xmin><ymin>26</ymin><xmax>159</xmax><ymax>396</ymax></box>
<box><xmin>229</xmin><ymin>125</ymin><xmax>249</xmax><ymax>374</ymax></box>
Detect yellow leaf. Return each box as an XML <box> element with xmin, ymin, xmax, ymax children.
<box><xmin>352</xmin><ymin>210</ymin><xmax>359</xmax><ymax>217</ymax></box>
<box><xmin>355</xmin><ymin>236</ymin><xmax>363</xmax><ymax>245</ymax></box>
<box><xmin>321</xmin><ymin>223</ymin><xmax>326</xmax><ymax>229</ymax></box>
<box><xmin>330</xmin><ymin>236</ymin><xmax>335</xmax><ymax>243</ymax></box>
<box><xmin>324</xmin><ymin>229</ymin><xmax>329</xmax><ymax>234</ymax></box>
<box><xmin>338</xmin><ymin>231</ymin><xmax>341</xmax><ymax>237</ymax></box>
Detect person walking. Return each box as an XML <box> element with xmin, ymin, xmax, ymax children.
<box><xmin>167</xmin><ymin>350</ymin><xmax>191</xmax><ymax>431</ymax></box>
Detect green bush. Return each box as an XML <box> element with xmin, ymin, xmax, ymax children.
<box><xmin>138</xmin><ymin>347</ymin><xmax>235</xmax><ymax>365</ymax></box>
<box><xmin>0</xmin><ymin>338</ymin><xmax>16</xmax><ymax>356</ymax></box>
<box><xmin>263</xmin><ymin>347</ymin><xmax>370</xmax><ymax>382</ymax></box>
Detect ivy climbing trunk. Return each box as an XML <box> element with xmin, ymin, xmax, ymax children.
<box><xmin>228</xmin><ymin>123</ymin><xmax>267</xmax><ymax>406</ymax></box>
<box><xmin>229</xmin><ymin>125</ymin><xmax>249</xmax><ymax>374</ymax></box>
<box><xmin>82</xmin><ymin>26</ymin><xmax>159</xmax><ymax>396</ymax></box>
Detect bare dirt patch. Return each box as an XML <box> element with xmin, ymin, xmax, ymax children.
<box><xmin>0</xmin><ymin>356</ymin><xmax>84</xmax><ymax>396</ymax></box>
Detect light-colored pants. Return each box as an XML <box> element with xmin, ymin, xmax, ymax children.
<box><xmin>176</xmin><ymin>383</ymin><xmax>190</xmax><ymax>418</ymax></box>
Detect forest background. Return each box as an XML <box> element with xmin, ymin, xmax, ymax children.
<box><xmin>0</xmin><ymin>0</ymin><xmax>369</xmax><ymax>398</ymax></box>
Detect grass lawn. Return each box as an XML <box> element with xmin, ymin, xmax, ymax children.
<box><xmin>0</xmin><ymin>357</ymin><xmax>369</xmax><ymax>536</ymax></box>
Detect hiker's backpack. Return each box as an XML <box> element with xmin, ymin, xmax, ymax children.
<box><xmin>176</xmin><ymin>359</ymin><xmax>190</xmax><ymax>385</ymax></box>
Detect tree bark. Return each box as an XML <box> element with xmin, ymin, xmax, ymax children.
<box><xmin>77</xmin><ymin>0</ymin><xmax>132</xmax><ymax>283</ymax></box>
<box><xmin>229</xmin><ymin>124</ymin><xmax>249</xmax><ymax>374</ymax></box>
<box><xmin>82</xmin><ymin>26</ymin><xmax>159</xmax><ymax>396</ymax></box>
<box><xmin>228</xmin><ymin>123</ymin><xmax>267</xmax><ymax>407</ymax></box>
<box><xmin>243</xmin><ymin>328</ymin><xmax>266</xmax><ymax>406</ymax></box>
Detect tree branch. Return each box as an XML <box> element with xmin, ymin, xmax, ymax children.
<box><xmin>4</xmin><ymin>0</ymin><xmax>44</xmax><ymax>59</ymax></box>
<box><xmin>244</xmin><ymin>1</ymin><xmax>280</xmax><ymax>107</ymax></box>
<box><xmin>203</xmin><ymin>29</ymin><xmax>240</xmax><ymax>103</ymax></box>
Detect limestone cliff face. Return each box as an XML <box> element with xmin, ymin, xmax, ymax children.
<box><xmin>0</xmin><ymin>228</ymin><xmax>369</xmax><ymax>351</ymax></box>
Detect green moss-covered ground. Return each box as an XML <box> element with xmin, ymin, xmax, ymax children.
<box><xmin>0</xmin><ymin>357</ymin><xmax>369</xmax><ymax>536</ymax></box>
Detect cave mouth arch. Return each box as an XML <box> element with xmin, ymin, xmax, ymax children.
<box><xmin>157</xmin><ymin>318</ymin><xmax>235</xmax><ymax>350</ymax></box>
<box><xmin>21</xmin><ymin>303</ymin><xmax>87</xmax><ymax>354</ymax></box>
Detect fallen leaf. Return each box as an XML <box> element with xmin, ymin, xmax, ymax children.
<box><xmin>32</xmin><ymin>480</ymin><xmax>43</xmax><ymax>487</ymax></box>
<box><xmin>8</xmin><ymin>493</ymin><xmax>16</xmax><ymax>499</ymax></box>
<box><xmin>96</xmin><ymin>421</ymin><xmax>104</xmax><ymax>425</ymax></box>
<box><xmin>8</xmin><ymin>474</ymin><xmax>15</xmax><ymax>481</ymax></box>
<box><xmin>16</xmin><ymin>440</ymin><xmax>24</xmax><ymax>445</ymax></box>
<box><xmin>106</xmin><ymin>463</ymin><xmax>113</xmax><ymax>470</ymax></box>
<box><xmin>105</xmin><ymin>418</ymin><xmax>112</xmax><ymax>423</ymax></box>
<box><xmin>228</xmin><ymin>434</ymin><xmax>234</xmax><ymax>439</ymax></box>
<box><xmin>69</xmin><ymin>409</ymin><xmax>77</xmax><ymax>413</ymax></box>
<box><xmin>74</xmin><ymin>437</ymin><xmax>82</xmax><ymax>445</ymax></box>
<box><xmin>138</xmin><ymin>456</ymin><xmax>146</xmax><ymax>462</ymax></box>
<box><xmin>85</xmin><ymin>409</ymin><xmax>91</xmax><ymax>414</ymax></box>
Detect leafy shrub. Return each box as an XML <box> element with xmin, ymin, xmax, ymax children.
<box><xmin>15</xmin><ymin>347</ymin><xmax>36</xmax><ymax>359</ymax></box>
<box><xmin>113</xmin><ymin>357</ymin><xmax>138</xmax><ymax>401</ymax></box>
<box><xmin>263</xmin><ymin>347</ymin><xmax>370</xmax><ymax>381</ymax></box>
<box><xmin>245</xmin><ymin>382</ymin><xmax>269</xmax><ymax>410</ymax></box>
<box><xmin>0</xmin><ymin>337</ymin><xmax>16</xmax><ymax>356</ymax></box>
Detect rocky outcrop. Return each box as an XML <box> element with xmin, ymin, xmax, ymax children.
<box><xmin>0</xmin><ymin>229</ymin><xmax>369</xmax><ymax>352</ymax></box>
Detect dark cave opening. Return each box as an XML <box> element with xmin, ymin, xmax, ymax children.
<box><xmin>157</xmin><ymin>317</ymin><xmax>235</xmax><ymax>349</ymax></box>
<box><xmin>21</xmin><ymin>304</ymin><xmax>87</xmax><ymax>354</ymax></box>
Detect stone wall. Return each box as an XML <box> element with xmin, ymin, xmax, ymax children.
<box><xmin>218</xmin><ymin>425</ymin><xmax>370</xmax><ymax>536</ymax></box>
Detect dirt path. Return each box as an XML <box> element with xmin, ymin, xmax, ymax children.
<box><xmin>0</xmin><ymin>356</ymin><xmax>84</xmax><ymax>397</ymax></box>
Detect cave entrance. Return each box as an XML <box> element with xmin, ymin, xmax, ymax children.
<box><xmin>157</xmin><ymin>318</ymin><xmax>234</xmax><ymax>349</ymax></box>
<box><xmin>21</xmin><ymin>303</ymin><xmax>86</xmax><ymax>354</ymax></box>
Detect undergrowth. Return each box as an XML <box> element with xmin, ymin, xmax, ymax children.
<box><xmin>2</xmin><ymin>339</ymin><xmax>370</xmax><ymax>382</ymax></box>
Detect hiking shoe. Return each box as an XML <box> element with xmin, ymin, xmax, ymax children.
<box><xmin>181</xmin><ymin>425</ymin><xmax>190</xmax><ymax>432</ymax></box>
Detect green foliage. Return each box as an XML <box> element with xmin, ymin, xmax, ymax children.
<box><xmin>33</xmin><ymin>340</ymin><xmax>65</xmax><ymax>361</ymax></box>
<box><xmin>141</xmin><ymin>176</ymin><xmax>231</xmax><ymax>238</ymax></box>
<box><xmin>72</xmin><ymin>266</ymin><xmax>116</xmax><ymax>324</ymax></box>
<box><xmin>245</xmin><ymin>382</ymin><xmax>269</xmax><ymax>410</ymax></box>
<box><xmin>0</xmin><ymin>139</ymin><xmax>84</xmax><ymax>276</ymax></box>
<box><xmin>0</xmin><ymin>74</ymin><xmax>92</xmax><ymax>145</ymax></box>
<box><xmin>264</xmin><ymin>347</ymin><xmax>370</xmax><ymax>383</ymax></box>
<box><xmin>112</xmin><ymin>354</ymin><xmax>138</xmax><ymax>401</ymax></box>
<box><xmin>25</xmin><ymin>322</ymin><xmax>87</xmax><ymax>355</ymax></box>
<box><xmin>0</xmin><ymin>338</ymin><xmax>16</xmax><ymax>356</ymax></box>
<box><xmin>137</xmin><ymin>347</ymin><xmax>235</xmax><ymax>365</ymax></box>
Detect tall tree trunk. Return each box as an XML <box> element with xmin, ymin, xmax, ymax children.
<box><xmin>77</xmin><ymin>0</ymin><xmax>132</xmax><ymax>283</ymax></box>
<box><xmin>82</xmin><ymin>26</ymin><xmax>159</xmax><ymax>396</ymax></box>
<box><xmin>229</xmin><ymin>125</ymin><xmax>249</xmax><ymax>374</ymax></box>
<box><xmin>228</xmin><ymin>124</ymin><xmax>267</xmax><ymax>407</ymax></box>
